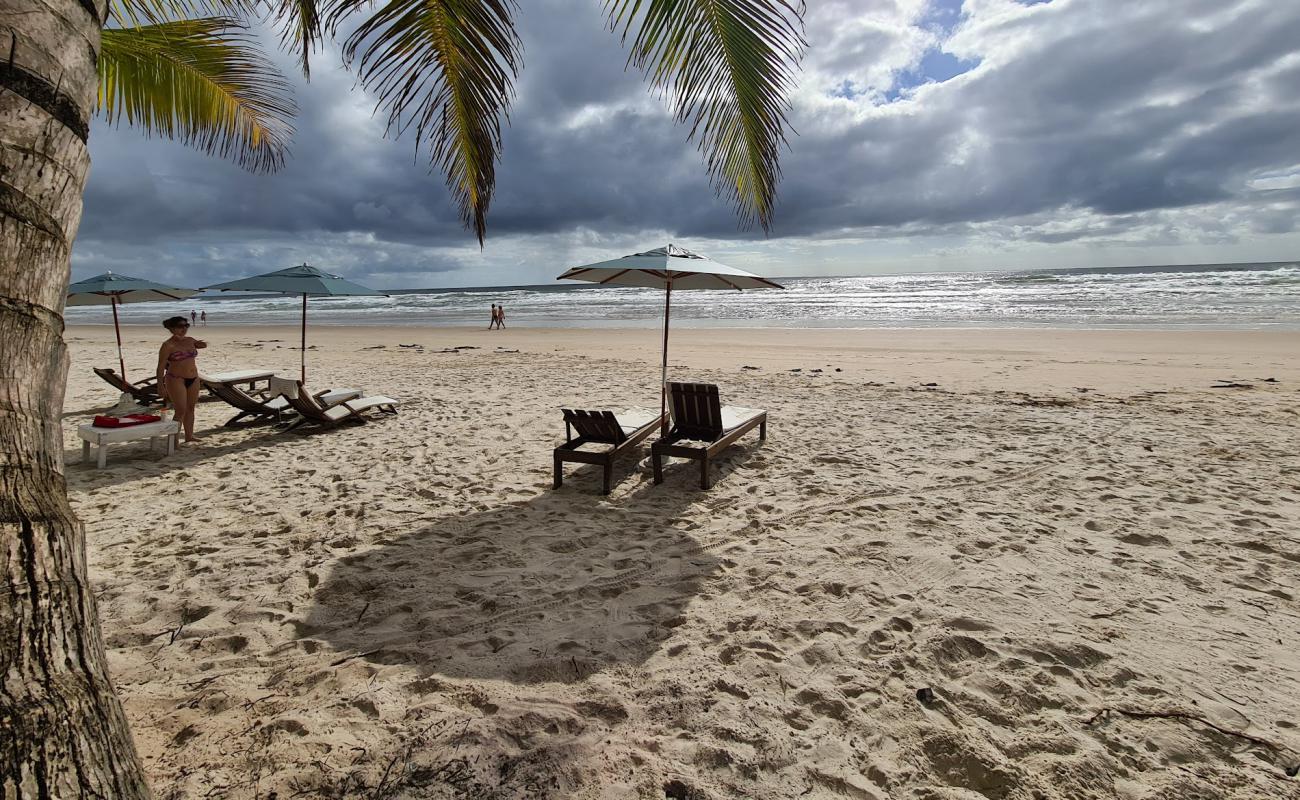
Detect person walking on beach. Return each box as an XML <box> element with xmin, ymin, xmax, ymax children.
<box><xmin>496</xmin><ymin>303</ymin><xmax>506</xmax><ymax>329</ymax></box>
<box><xmin>156</xmin><ymin>316</ymin><xmax>207</xmax><ymax>443</ymax></box>
<box><xmin>200</xmin><ymin>310</ymin><xmax>207</xmax><ymax>326</ymax></box>
<box><xmin>488</xmin><ymin>303</ymin><xmax>498</xmax><ymax>330</ymax></box>
<box><xmin>190</xmin><ymin>309</ymin><xmax>197</xmax><ymax>325</ymax></box>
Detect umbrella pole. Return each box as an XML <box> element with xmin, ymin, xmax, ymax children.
<box><xmin>660</xmin><ymin>281</ymin><xmax>672</xmax><ymax>435</ymax></box>
<box><xmin>301</xmin><ymin>293</ymin><xmax>308</xmax><ymax>383</ymax></box>
<box><xmin>110</xmin><ymin>295</ymin><xmax>127</xmax><ymax>379</ymax></box>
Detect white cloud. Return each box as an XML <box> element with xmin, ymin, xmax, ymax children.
<box><xmin>76</xmin><ymin>0</ymin><xmax>1300</xmax><ymax>286</ymax></box>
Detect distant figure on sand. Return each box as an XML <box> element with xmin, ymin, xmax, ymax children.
<box><xmin>157</xmin><ymin>316</ymin><xmax>207</xmax><ymax>443</ymax></box>
<box><xmin>489</xmin><ymin>303</ymin><xmax>498</xmax><ymax>330</ymax></box>
<box><xmin>200</xmin><ymin>310</ymin><xmax>207</xmax><ymax>326</ymax></box>
<box><xmin>190</xmin><ymin>309</ymin><xmax>197</xmax><ymax>325</ymax></box>
<box><xmin>496</xmin><ymin>304</ymin><xmax>506</xmax><ymax>329</ymax></box>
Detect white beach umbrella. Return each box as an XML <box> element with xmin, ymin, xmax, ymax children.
<box><xmin>558</xmin><ymin>245</ymin><xmax>783</xmax><ymax>432</ymax></box>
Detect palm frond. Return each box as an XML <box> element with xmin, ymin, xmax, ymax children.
<box><xmin>99</xmin><ymin>18</ymin><xmax>297</xmax><ymax>173</ymax></box>
<box><xmin>331</xmin><ymin>0</ymin><xmax>522</xmax><ymax>244</ymax></box>
<box><xmin>108</xmin><ymin>0</ymin><xmax>253</xmax><ymax>27</ymax></box>
<box><xmin>270</xmin><ymin>0</ymin><xmax>324</xmax><ymax>77</ymax></box>
<box><xmin>607</xmin><ymin>0</ymin><xmax>806</xmax><ymax>231</ymax></box>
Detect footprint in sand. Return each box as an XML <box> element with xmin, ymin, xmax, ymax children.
<box><xmin>860</xmin><ymin>616</ymin><xmax>916</xmax><ymax>657</ymax></box>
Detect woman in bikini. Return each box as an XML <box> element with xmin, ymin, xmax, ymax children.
<box><xmin>156</xmin><ymin>315</ymin><xmax>207</xmax><ymax>443</ymax></box>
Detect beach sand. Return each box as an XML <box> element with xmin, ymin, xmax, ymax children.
<box><xmin>62</xmin><ymin>324</ymin><xmax>1300</xmax><ymax>799</ymax></box>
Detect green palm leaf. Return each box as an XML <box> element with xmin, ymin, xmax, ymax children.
<box><xmin>270</xmin><ymin>0</ymin><xmax>324</xmax><ymax>77</ymax></box>
<box><xmin>608</xmin><ymin>0</ymin><xmax>806</xmax><ymax>231</ymax></box>
<box><xmin>330</xmin><ymin>0</ymin><xmax>522</xmax><ymax>244</ymax></box>
<box><xmin>110</xmin><ymin>0</ymin><xmax>323</xmax><ymax>80</ymax></box>
<box><xmin>109</xmin><ymin>0</ymin><xmax>253</xmax><ymax>26</ymax></box>
<box><xmin>98</xmin><ymin>18</ymin><xmax>297</xmax><ymax>173</ymax></box>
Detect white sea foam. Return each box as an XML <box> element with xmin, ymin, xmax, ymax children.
<box><xmin>67</xmin><ymin>262</ymin><xmax>1300</xmax><ymax>329</ymax></box>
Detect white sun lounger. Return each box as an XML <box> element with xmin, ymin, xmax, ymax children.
<box><xmin>268</xmin><ymin>377</ymin><xmax>398</xmax><ymax>432</ymax></box>
<box><xmin>202</xmin><ymin>372</ymin><xmax>360</xmax><ymax>427</ymax></box>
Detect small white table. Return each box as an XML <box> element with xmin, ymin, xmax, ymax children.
<box><xmin>78</xmin><ymin>420</ymin><xmax>180</xmax><ymax>468</ymax></box>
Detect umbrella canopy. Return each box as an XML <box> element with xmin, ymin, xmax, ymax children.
<box><xmin>557</xmin><ymin>244</ymin><xmax>783</xmax><ymax>291</ymax></box>
<box><xmin>67</xmin><ymin>271</ymin><xmax>198</xmax><ymax>379</ymax></box>
<box><xmin>204</xmin><ymin>263</ymin><xmax>381</xmax><ymax>298</ymax></box>
<box><xmin>204</xmin><ymin>264</ymin><xmax>384</xmax><ymax>382</ymax></box>
<box><xmin>558</xmin><ymin>245</ymin><xmax>783</xmax><ymax>432</ymax></box>
<box><xmin>67</xmin><ymin>271</ymin><xmax>199</xmax><ymax>306</ymax></box>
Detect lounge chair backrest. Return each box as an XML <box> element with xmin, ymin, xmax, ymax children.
<box><xmin>94</xmin><ymin>367</ymin><xmax>134</xmax><ymax>393</ymax></box>
<box><xmin>268</xmin><ymin>376</ymin><xmax>302</xmax><ymax>401</ymax></box>
<box><xmin>205</xmin><ymin>380</ymin><xmax>264</xmax><ymax>412</ymax></box>
<box><xmin>668</xmin><ymin>382</ymin><xmax>723</xmax><ymax>440</ymax></box>
<box><xmin>267</xmin><ymin>374</ymin><xmax>318</xmax><ymax>413</ymax></box>
<box><xmin>562</xmin><ymin>409</ymin><xmax>626</xmax><ymax>444</ymax></box>
<box><xmin>269</xmin><ymin>376</ymin><xmax>330</xmax><ymax>420</ymax></box>
<box><xmin>95</xmin><ymin>367</ymin><xmax>159</xmax><ymax>401</ymax></box>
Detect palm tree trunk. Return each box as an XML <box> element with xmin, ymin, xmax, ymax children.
<box><xmin>0</xmin><ymin>0</ymin><xmax>152</xmax><ymax>795</ymax></box>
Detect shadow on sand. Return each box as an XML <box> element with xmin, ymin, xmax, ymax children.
<box><xmin>301</xmin><ymin>449</ymin><xmax>758</xmax><ymax>684</ymax></box>
<box><xmin>62</xmin><ymin>418</ymin><xmax>304</xmax><ymax>488</ymax></box>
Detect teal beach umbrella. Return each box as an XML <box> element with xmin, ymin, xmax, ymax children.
<box><xmin>67</xmin><ymin>271</ymin><xmax>198</xmax><ymax>379</ymax></box>
<box><xmin>204</xmin><ymin>264</ymin><xmax>385</xmax><ymax>382</ymax></box>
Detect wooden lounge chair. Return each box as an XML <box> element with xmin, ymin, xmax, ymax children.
<box><xmin>553</xmin><ymin>407</ymin><xmax>667</xmax><ymax>495</ymax></box>
<box><xmin>93</xmin><ymin>367</ymin><xmax>161</xmax><ymax>405</ymax></box>
<box><xmin>202</xmin><ymin>374</ymin><xmax>361</xmax><ymax>427</ymax></box>
<box><xmin>268</xmin><ymin>377</ymin><xmax>398</xmax><ymax>432</ymax></box>
<box><xmin>202</xmin><ymin>369</ymin><xmax>275</xmax><ymax>394</ymax></box>
<box><xmin>652</xmin><ymin>382</ymin><xmax>767</xmax><ymax>490</ymax></box>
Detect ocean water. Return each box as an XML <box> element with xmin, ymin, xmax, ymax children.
<box><xmin>67</xmin><ymin>261</ymin><xmax>1300</xmax><ymax>330</ymax></box>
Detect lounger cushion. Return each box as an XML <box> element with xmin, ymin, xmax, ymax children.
<box><xmin>316</xmin><ymin>395</ymin><xmax>395</xmax><ymax>422</ymax></box>
<box><xmin>345</xmin><ymin>395</ymin><xmax>398</xmax><ymax>413</ymax></box>
<box><xmin>720</xmin><ymin>406</ymin><xmax>765</xmax><ymax>433</ymax></box>
<box><xmin>317</xmin><ymin>388</ymin><xmax>363</xmax><ymax>407</ymax></box>
<box><xmin>614</xmin><ymin>407</ymin><xmax>660</xmax><ymax>434</ymax></box>
<box><xmin>322</xmin><ymin>405</ymin><xmax>355</xmax><ymax>422</ymax></box>
<box><xmin>264</xmin><ymin>390</ymin><xmax>356</xmax><ymax>415</ymax></box>
<box><xmin>204</xmin><ymin>369</ymin><xmax>274</xmax><ymax>385</ymax></box>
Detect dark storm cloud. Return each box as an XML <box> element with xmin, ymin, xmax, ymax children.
<box><xmin>78</xmin><ymin>0</ymin><xmax>743</xmax><ymax>280</ymax></box>
<box><xmin>75</xmin><ymin>0</ymin><xmax>1300</xmax><ymax>286</ymax></box>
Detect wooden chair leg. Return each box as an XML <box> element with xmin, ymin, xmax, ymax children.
<box><xmin>602</xmin><ymin>461</ymin><xmax>613</xmax><ymax>495</ymax></box>
<box><xmin>699</xmin><ymin>455</ymin><xmax>711</xmax><ymax>490</ymax></box>
<box><xmin>760</xmin><ymin>419</ymin><xmax>767</xmax><ymax>440</ymax></box>
<box><xmin>553</xmin><ymin>454</ymin><xmax>564</xmax><ymax>489</ymax></box>
<box><xmin>652</xmin><ymin>450</ymin><xmax>664</xmax><ymax>484</ymax></box>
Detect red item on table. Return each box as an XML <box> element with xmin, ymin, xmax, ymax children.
<box><xmin>92</xmin><ymin>414</ymin><xmax>162</xmax><ymax>428</ymax></box>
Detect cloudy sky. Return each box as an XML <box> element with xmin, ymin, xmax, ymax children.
<box><xmin>76</xmin><ymin>0</ymin><xmax>1300</xmax><ymax>289</ymax></box>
